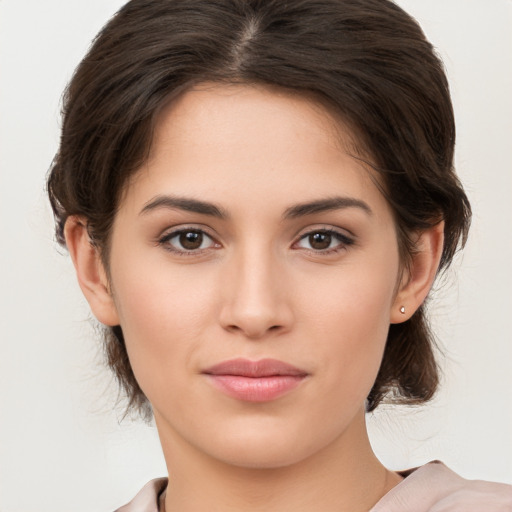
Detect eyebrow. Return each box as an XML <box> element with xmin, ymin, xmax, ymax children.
<box><xmin>283</xmin><ymin>196</ymin><xmax>372</xmax><ymax>218</ymax></box>
<box><xmin>140</xmin><ymin>195</ymin><xmax>228</xmax><ymax>218</ymax></box>
<box><xmin>139</xmin><ymin>194</ymin><xmax>372</xmax><ymax>219</ymax></box>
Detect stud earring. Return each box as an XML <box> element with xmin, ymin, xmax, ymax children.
<box><xmin>400</xmin><ymin>306</ymin><xmax>406</xmax><ymax>314</ymax></box>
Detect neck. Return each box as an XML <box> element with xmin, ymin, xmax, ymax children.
<box><xmin>156</xmin><ymin>408</ymin><xmax>401</xmax><ymax>512</ymax></box>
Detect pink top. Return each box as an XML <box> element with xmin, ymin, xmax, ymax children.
<box><xmin>115</xmin><ymin>461</ymin><xmax>512</xmax><ymax>511</ymax></box>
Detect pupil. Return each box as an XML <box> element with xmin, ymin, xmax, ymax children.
<box><xmin>310</xmin><ymin>232</ymin><xmax>331</xmax><ymax>250</ymax></box>
<box><xmin>180</xmin><ymin>231</ymin><xmax>202</xmax><ymax>250</ymax></box>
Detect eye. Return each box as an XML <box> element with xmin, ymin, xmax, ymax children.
<box><xmin>159</xmin><ymin>228</ymin><xmax>218</xmax><ymax>253</ymax></box>
<box><xmin>295</xmin><ymin>229</ymin><xmax>353</xmax><ymax>252</ymax></box>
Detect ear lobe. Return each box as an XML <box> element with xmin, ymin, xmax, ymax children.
<box><xmin>390</xmin><ymin>222</ymin><xmax>444</xmax><ymax>324</ymax></box>
<box><xmin>64</xmin><ymin>216</ymin><xmax>120</xmax><ymax>327</ymax></box>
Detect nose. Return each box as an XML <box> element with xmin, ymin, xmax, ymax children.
<box><xmin>218</xmin><ymin>246</ymin><xmax>293</xmax><ymax>339</ymax></box>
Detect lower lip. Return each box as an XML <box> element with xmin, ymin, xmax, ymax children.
<box><xmin>205</xmin><ymin>375</ymin><xmax>306</xmax><ymax>402</ymax></box>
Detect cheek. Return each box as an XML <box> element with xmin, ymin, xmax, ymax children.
<box><xmin>109</xmin><ymin>258</ymin><xmax>216</xmax><ymax>395</ymax></box>
<box><xmin>297</xmin><ymin>254</ymin><xmax>398</xmax><ymax>397</ymax></box>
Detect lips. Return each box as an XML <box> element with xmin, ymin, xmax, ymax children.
<box><xmin>202</xmin><ymin>358</ymin><xmax>308</xmax><ymax>402</ymax></box>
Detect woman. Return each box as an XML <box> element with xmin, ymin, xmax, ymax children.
<box><xmin>46</xmin><ymin>0</ymin><xmax>512</xmax><ymax>510</ymax></box>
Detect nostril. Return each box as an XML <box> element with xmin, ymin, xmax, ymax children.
<box><xmin>223</xmin><ymin>322</ymin><xmax>284</xmax><ymax>338</ymax></box>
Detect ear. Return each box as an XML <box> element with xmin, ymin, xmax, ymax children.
<box><xmin>390</xmin><ymin>222</ymin><xmax>444</xmax><ymax>324</ymax></box>
<box><xmin>64</xmin><ymin>216</ymin><xmax>120</xmax><ymax>326</ymax></box>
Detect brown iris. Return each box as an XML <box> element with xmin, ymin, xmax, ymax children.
<box><xmin>180</xmin><ymin>231</ymin><xmax>203</xmax><ymax>250</ymax></box>
<box><xmin>308</xmin><ymin>232</ymin><xmax>332</xmax><ymax>250</ymax></box>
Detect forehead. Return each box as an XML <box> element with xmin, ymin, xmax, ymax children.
<box><xmin>122</xmin><ymin>82</ymin><xmax>387</xmax><ymax>217</ymax></box>
<box><xmin>152</xmin><ymin>82</ymin><xmax>369</xmax><ymax>163</ymax></box>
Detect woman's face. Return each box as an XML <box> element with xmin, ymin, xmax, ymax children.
<box><xmin>107</xmin><ymin>83</ymin><xmax>402</xmax><ymax>468</ymax></box>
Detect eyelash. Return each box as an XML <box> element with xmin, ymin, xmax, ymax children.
<box><xmin>293</xmin><ymin>228</ymin><xmax>355</xmax><ymax>254</ymax></box>
<box><xmin>158</xmin><ymin>227</ymin><xmax>219</xmax><ymax>256</ymax></box>
<box><xmin>157</xmin><ymin>227</ymin><xmax>354</xmax><ymax>256</ymax></box>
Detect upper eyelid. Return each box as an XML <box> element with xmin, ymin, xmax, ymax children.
<box><xmin>158</xmin><ymin>224</ymin><xmax>218</xmax><ymax>240</ymax></box>
<box><xmin>293</xmin><ymin>225</ymin><xmax>355</xmax><ymax>241</ymax></box>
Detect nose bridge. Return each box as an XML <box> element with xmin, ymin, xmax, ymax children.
<box><xmin>220</xmin><ymin>239</ymin><xmax>291</xmax><ymax>338</ymax></box>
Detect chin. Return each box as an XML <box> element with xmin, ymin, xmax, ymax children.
<box><xmin>212</xmin><ymin>439</ymin><xmax>314</xmax><ymax>470</ymax></box>
<box><xmin>196</xmin><ymin>416</ymin><xmax>343</xmax><ymax>470</ymax></box>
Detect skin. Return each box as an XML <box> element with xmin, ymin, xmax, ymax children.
<box><xmin>66</xmin><ymin>83</ymin><xmax>443</xmax><ymax>511</ymax></box>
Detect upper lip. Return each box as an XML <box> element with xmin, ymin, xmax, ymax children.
<box><xmin>202</xmin><ymin>358</ymin><xmax>308</xmax><ymax>377</ymax></box>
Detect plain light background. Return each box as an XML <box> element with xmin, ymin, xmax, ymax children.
<box><xmin>1</xmin><ymin>1</ymin><xmax>511</xmax><ymax>510</ymax></box>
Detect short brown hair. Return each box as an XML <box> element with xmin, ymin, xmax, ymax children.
<box><xmin>47</xmin><ymin>0</ymin><xmax>471</xmax><ymax>417</ymax></box>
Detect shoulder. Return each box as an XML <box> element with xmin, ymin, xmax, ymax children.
<box><xmin>371</xmin><ymin>461</ymin><xmax>512</xmax><ymax>512</ymax></box>
<box><xmin>114</xmin><ymin>478</ymin><xmax>168</xmax><ymax>512</ymax></box>
<box><xmin>112</xmin><ymin>466</ymin><xmax>512</xmax><ymax>512</ymax></box>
